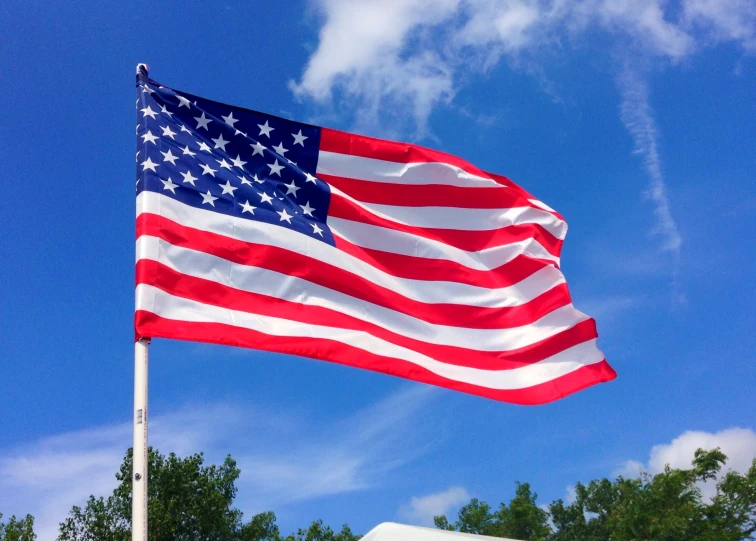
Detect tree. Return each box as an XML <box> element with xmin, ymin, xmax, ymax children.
<box><xmin>437</xmin><ymin>449</ymin><xmax>756</xmax><ymax>541</ymax></box>
<box><xmin>548</xmin><ymin>448</ymin><xmax>756</xmax><ymax>541</ymax></box>
<box><xmin>0</xmin><ymin>513</ymin><xmax>36</xmax><ymax>541</ymax></box>
<box><xmin>434</xmin><ymin>483</ymin><xmax>550</xmax><ymax>540</ymax></box>
<box><xmin>57</xmin><ymin>448</ymin><xmax>281</xmax><ymax>541</ymax></box>
<box><xmin>281</xmin><ymin>520</ymin><xmax>360</xmax><ymax>541</ymax></box>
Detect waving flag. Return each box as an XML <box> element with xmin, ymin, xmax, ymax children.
<box><xmin>134</xmin><ymin>72</ymin><xmax>616</xmax><ymax>405</ymax></box>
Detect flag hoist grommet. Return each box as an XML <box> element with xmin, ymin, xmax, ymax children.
<box><xmin>134</xmin><ymin>67</ymin><xmax>616</xmax><ymax>406</ymax></box>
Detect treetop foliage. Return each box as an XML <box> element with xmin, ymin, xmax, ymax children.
<box><xmin>3</xmin><ymin>446</ymin><xmax>755</xmax><ymax>541</ymax></box>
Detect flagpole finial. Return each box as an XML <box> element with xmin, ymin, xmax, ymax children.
<box><xmin>136</xmin><ymin>63</ymin><xmax>150</xmax><ymax>82</ymax></box>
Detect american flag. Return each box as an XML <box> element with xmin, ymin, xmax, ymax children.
<box><xmin>134</xmin><ymin>71</ymin><xmax>616</xmax><ymax>405</ymax></box>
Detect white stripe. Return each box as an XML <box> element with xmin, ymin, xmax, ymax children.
<box><xmin>137</xmin><ymin>284</ymin><xmax>606</xmax><ymax>390</ymax></box>
<box><xmin>317</xmin><ymin>150</ymin><xmax>502</xmax><ymax>188</ymax></box>
<box><xmin>330</xmin><ymin>187</ymin><xmax>567</xmax><ymax>239</ymax></box>
<box><xmin>329</xmin><ymin>217</ymin><xmax>560</xmax><ymax>268</ymax></box>
<box><xmin>136</xmin><ymin>236</ymin><xmax>574</xmax><ymax>351</ymax></box>
<box><xmin>137</xmin><ymin>192</ymin><xmax>560</xmax><ymax>303</ymax></box>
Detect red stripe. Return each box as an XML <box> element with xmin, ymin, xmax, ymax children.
<box><xmin>137</xmin><ymin>213</ymin><xmax>571</xmax><ymax>330</ymax></box>
<box><xmin>333</xmin><ymin>234</ymin><xmax>558</xmax><ymax>288</ymax></box>
<box><xmin>329</xmin><ymin>193</ymin><xmax>563</xmax><ymax>255</ymax></box>
<box><xmin>135</xmin><ymin>311</ymin><xmax>616</xmax><ymax>405</ymax></box>
<box><xmin>320</xmin><ymin>128</ymin><xmax>497</xmax><ymax>181</ymax></box>
<box><xmin>320</xmin><ymin>173</ymin><xmax>536</xmax><ymax>209</ymax></box>
<box><xmin>137</xmin><ymin>259</ymin><xmax>598</xmax><ymax>370</ymax></box>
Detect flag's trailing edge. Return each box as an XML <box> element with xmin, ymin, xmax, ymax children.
<box><xmin>134</xmin><ymin>70</ymin><xmax>616</xmax><ymax>405</ymax></box>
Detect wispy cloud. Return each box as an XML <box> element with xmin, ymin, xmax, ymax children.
<box><xmin>397</xmin><ymin>486</ymin><xmax>470</xmax><ymax>526</ymax></box>
<box><xmin>236</xmin><ymin>385</ymin><xmax>439</xmax><ymax>506</ymax></box>
<box><xmin>616</xmin><ymin>65</ymin><xmax>684</xmax><ymax>304</ymax></box>
<box><xmin>293</xmin><ymin>0</ymin><xmax>755</xmax><ymax>134</ymax></box>
<box><xmin>0</xmin><ymin>387</ymin><xmax>438</xmax><ymax>541</ymax></box>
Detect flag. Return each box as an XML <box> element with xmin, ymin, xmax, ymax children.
<box><xmin>134</xmin><ymin>72</ymin><xmax>616</xmax><ymax>405</ymax></box>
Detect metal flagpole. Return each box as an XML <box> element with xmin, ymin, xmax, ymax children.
<box><xmin>134</xmin><ymin>62</ymin><xmax>151</xmax><ymax>541</ymax></box>
<box><xmin>133</xmin><ymin>337</ymin><xmax>150</xmax><ymax>541</ymax></box>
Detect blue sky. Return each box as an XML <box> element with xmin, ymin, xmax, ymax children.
<box><xmin>1</xmin><ymin>0</ymin><xmax>755</xmax><ymax>539</ymax></box>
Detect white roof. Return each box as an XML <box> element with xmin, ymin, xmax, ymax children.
<box><xmin>361</xmin><ymin>522</ymin><xmax>522</xmax><ymax>541</ymax></box>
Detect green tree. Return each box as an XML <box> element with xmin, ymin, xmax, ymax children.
<box><xmin>0</xmin><ymin>513</ymin><xmax>36</xmax><ymax>541</ymax></box>
<box><xmin>434</xmin><ymin>483</ymin><xmax>550</xmax><ymax>540</ymax></box>
<box><xmin>548</xmin><ymin>448</ymin><xmax>756</xmax><ymax>541</ymax></box>
<box><xmin>281</xmin><ymin>519</ymin><xmax>360</xmax><ymax>541</ymax></box>
<box><xmin>57</xmin><ymin>447</ymin><xmax>280</xmax><ymax>541</ymax></box>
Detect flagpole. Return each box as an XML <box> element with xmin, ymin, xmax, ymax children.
<box><xmin>133</xmin><ymin>62</ymin><xmax>151</xmax><ymax>541</ymax></box>
<box><xmin>133</xmin><ymin>337</ymin><xmax>150</xmax><ymax>541</ymax></box>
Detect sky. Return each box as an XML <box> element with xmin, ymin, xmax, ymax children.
<box><xmin>1</xmin><ymin>0</ymin><xmax>755</xmax><ymax>539</ymax></box>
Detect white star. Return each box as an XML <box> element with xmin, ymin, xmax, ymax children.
<box><xmin>177</xmin><ymin>95</ymin><xmax>192</xmax><ymax>108</ymax></box>
<box><xmin>267</xmin><ymin>159</ymin><xmax>284</xmax><ymax>177</ymax></box>
<box><xmin>180</xmin><ymin>170</ymin><xmax>197</xmax><ymax>185</ymax></box>
<box><xmin>258</xmin><ymin>192</ymin><xmax>274</xmax><ymax>204</ymax></box>
<box><xmin>284</xmin><ymin>180</ymin><xmax>300</xmax><ymax>196</ymax></box>
<box><xmin>197</xmin><ymin>140</ymin><xmax>212</xmax><ymax>153</ymax></box>
<box><xmin>141</xmin><ymin>106</ymin><xmax>158</xmax><ymax>119</ymax></box>
<box><xmin>235</xmin><ymin>129</ymin><xmax>247</xmax><ymax>137</ymax></box>
<box><xmin>272</xmin><ymin>142</ymin><xmax>288</xmax><ymax>156</ymax></box>
<box><xmin>222</xmin><ymin>112</ymin><xmax>239</xmax><ymax>127</ymax></box>
<box><xmin>160</xmin><ymin>149</ymin><xmax>179</xmax><ymax>165</ymax></box>
<box><xmin>231</xmin><ymin>155</ymin><xmax>247</xmax><ymax>169</ymax></box>
<box><xmin>160</xmin><ymin>177</ymin><xmax>178</xmax><ymax>194</ymax></box>
<box><xmin>240</xmin><ymin>200</ymin><xmax>256</xmax><ymax>215</ymax></box>
<box><xmin>160</xmin><ymin>125</ymin><xmax>177</xmax><ymax>140</ymax></box>
<box><xmin>311</xmin><ymin>223</ymin><xmax>324</xmax><ymax>237</ymax></box>
<box><xmin>194</xmin><ymin>112</ymin><xmax>212</xmax><ymax>130</ymax></box>
<box><xmin>136</xmin><ymin>150</ymin><xmax>140</xmax><ymax>161</ymax></box>
<box><xmin>286</xmin><ymin>158</ymin><xmax>297</xmax><ymax>166</ymax></box>
<box><xmin>238</xmin><ymin>175</ymin><xmax>253</xmax><ymax>186</ymax></box>
<box><xmin>212</xmin><ymin>134</ymin><xmax>229</xmax><ymax>151</ymax></box>
<box><xmin>160</xmin><ymin>105</ymin><xmax>173</xmax><ymax>117</ymax></box>
<box><xmin>250</xmin><ymin>141</ymin><xmax>266</xmax><ymax>156</ymax></box>
<box><xmin>141</xmin><ymin>130</ymin><xmax>158</xmax><ymax>145</ymax></box>
<box><xmin>142</xmin><ymin>85</ymin><xmax>155</xmax><ymax>94</ymax></box>
<box><xmin>201</xmin><ymin>191</ymin><xmax>218</xmax><ymax>206</ymax></box>
<box><xmin>215</xmin><ymin>158</ymin><xmax>232</xmax><ymax>170</ymax></box>
<box><xmin>304</xmin><ymin>172</ymin><xmax>317</xmax><ymax>184</ymax></box>
<box><xmin>292</xmin><ymin>130</ymin><xmax>308</xmax><ymax>146</ymax></box>
<box><xmin>180</xmin><ymin>125</ymin><xmax>192</xmax><ymax>134</ymax></box>
<box><xmin>219</xmin><ymin>180</ymin><xmax>238</xmax><ymax>196</ymax></box>
<box><xmin>252</xmin><ymin>174</ymin><xmax>264</xmax><ymax>184</ymax></box>
<box><xmin>258</xmin><ymin>120</ymin><xmax>274</xmax><ymax>137</ymax></box>
<box><xmin>200</xmin><ymin>164</ymin><xmax>217</xmax><ymax>177</ymax></box>
<box><xmin>299</xmin><ymin>201</ymin><xmax>315</xmax><ymax>216</ymax></box>
<box><xmin>141</xmin><ymin>157</ymin><xmax>158</xmax><ymax>172</ymax></box>
<box><xmin>181</xmin><ymin>145</ymin><xmax>196</xmax><ymax>157</ymax></box>
<box><xmin>277</xmin><ymin>209</ymin><xmax>293</xmax><ymax>224</ymax></box>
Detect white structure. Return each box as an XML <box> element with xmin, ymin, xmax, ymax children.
<box><xmin>362</xmin><ymin>523</ymin><xmax>522</xmax><ymax>541</ymax></box>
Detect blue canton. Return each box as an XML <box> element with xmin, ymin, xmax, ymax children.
<box><xmin>135</xmin><ymin>72</ymin><xmax>333</xmax><ymax>245</ymax></box>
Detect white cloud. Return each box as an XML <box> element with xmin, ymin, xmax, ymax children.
<box><xmin>614</xmin><ymin>427</ymin><xmax>756</xmax><ymax>499</ymax></box>
<box><xmin>236</xmin><ymin>385</ymin><xmax>438</xmax><ymax>505</ymax></box>
<box><xmin>617</xmin><ymin>67</ymin><xmax>682</xmax><ymax>257</ymax></box>
<box><xmin>292</xmin><ymin>0</ymin><xmax>755</xmax><ymax>132</ymax></box>
<box><xmin>290</xmin><ymin>0</ymin><xmax>460</xmax><ymax>134</ymax></box>
<box><xmin>683</xmin><ymin>0</ymin><xmax>756</xmax><ymax>50</ymax></box>
<box><xmin>398</xmin><ymin>486</ymin><xmax>471</xmax><ymax>526</ymax></box>
<box><xmin>615</xmin><ymin>65</ymin><xmax>686</xmax><ymax>304</ymax></box>
<box><xmin>0</xmin><ymin>387</ymin><xmax>438</xmax><ymax>541</ymax></box>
